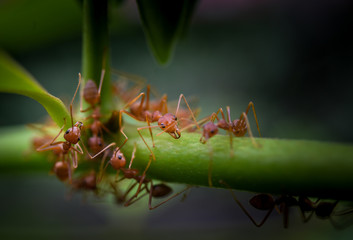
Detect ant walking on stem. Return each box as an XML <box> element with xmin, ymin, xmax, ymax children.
<box><xmin>200</xmin><ymin>101</ymin><xmax>261</xmax><ymax>150</ymax></box>
<box><xmin>220</xmin><ymin>180</ymin><xmax>345</xmax><ymax>228</ymax></box>
<box><xmin>200</xmin><ymin>102</ymin><xmax>261</xmax><ymax>186</ymax></box>
<box><xmin>36</xmin><ymin>73</ymin><xmax>84</xmax><ymax>183</ymax></box>
<box><xmin>79</xmin><ymin>69</ymin><xmax>116</xmax><ymax>158</ymax></box>
<box><xmin>97</xmin><ymin>142</ymin><xmax>149</xmax><ymax>200</ymax></box>
<box><xmin>118</xmin><ymin>87</ymin><xmax>201</xmax><ymax>160</ymax></box>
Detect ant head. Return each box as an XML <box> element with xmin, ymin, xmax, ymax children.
<box><xmin>110</xmin><ymin>149</ymin><xmax>126</xmax><ymax>170</ymax></box>
<box><xmin>151</xmin><ymin>183</ymin><xmax>172</xmax><ymax>198</ymax></box>
<box><xmin>201</xmin><ymin>122</ymin><xmax>219</xmax><ymax>143</ymax></box>
<box><xmin>158</xmin><ymin>113</ymin><xmax>180</xmax><ymax>139</ymax></box>
<box><xmin>88</xmin><ymin>136</ymin><xmax>104</xmax><ymax>154</ymax></box>
<box><xmin>64</xmin><ymin>122</ymin><xmax>83</xmax><ymax>144</ymax></box>
<box><xmin>83</xmin><ymin>79</ymin><xmax>100</xmax><ymax>106</ymax></box>
<box><xmin>53</xmin><ymin>161</ymin><xmax>69</xmax><ymax>181</ymax></box>
<box><xmin>249</xmin><ymin>194</ymin><xmax>275</xmax><ymax>210</ymax></box>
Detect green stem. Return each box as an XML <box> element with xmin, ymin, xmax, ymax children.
<box><xmin>82</xmin><ymin>0</ymin><xmax>112</xmax><ymax>114</ymax></box>
<box><xmin>2</xmin><ymin>126</ymin><xmax>353</xmax><ymax>201</ymax></box>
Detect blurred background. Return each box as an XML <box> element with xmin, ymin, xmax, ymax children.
<box><xmin>0</xmin><ymin>0</ymin><xmax>353</xmax><ymax>239</ymax></box>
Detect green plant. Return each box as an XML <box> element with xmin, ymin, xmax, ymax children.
<box><xmin>1</xmin><ymin>0</ymin><xmax>353</xmax><ymax>204</ymax></box>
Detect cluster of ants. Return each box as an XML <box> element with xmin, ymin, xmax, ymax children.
<box><xmin>31</xmin><ymin>69</ymin><xmax>352</xmax><ymax>228</ymax></box>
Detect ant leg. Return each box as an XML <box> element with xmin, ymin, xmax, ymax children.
<box><xmin>175</xmin><ymin>94</ymin><xmax>200</xmax><ymax>130</ymax></box>
<box><xmin>145</xmin><ymin>85</ymin><xmax>150</xmax><ymax>111</ymax></box>
<box><xmin>137</xmin><ymin>125</ymin><xmax>160</xmax><ymax>161</ymax></box>
<box><xmin>128</xmin><ymin>142</ymin><xmax>137</xmax><ymax>169</ymax></box>
<box><xmin>149</xmin><ymin>184</ymin><xmax>192</xmax><ymax>210</ymax></box>
<box><xmin>207</xmin><ymin>144</ymin><xmax>214</xmax><ymax>187</ymax></box>
<box><xmin>219</xmin><ymin>180</ymin><xmax>273</xmax><ymax>227</ymax></box>
<box><xmin>244</xmin><ymin>101</ymin><xmax>261</xmax><ymax>137</ymax></box>
<box><xmin>181</xmin><ymin>115</ymin><xmax>212</xmax><ymax>132</ymax></box>
<box><xmin>66</xmin><ymin>158</ymin><xmax>73</xmax><ymax>184</ymax></box>
<box><xmin>81</xmin><ymin>141</ymin><xmax>116</xmax><ymax>159</ymax></box>
<box><xmin>36</xmin><ymin>120</ymin><xmax>67</xmax><ymax>151</ymax></box>
<box><xmin>300</xmin><ymin>209</ymin><xmax>315</xmax><ymax>223</ymax></box>
<box><xmin>36</xmin><ymin>141</ymin><xmax>65</xmax><ymax>152</ymax></box>
<box><xmin>124</xmin><ymin>184</ymin><xmax>149</xmax><ymax>207</ymax></box>
<box><xmin>226</xmin><ymin>107</ymin><xmax>234</xmax><ymax>156</ymax></box>
<box><xmin>133</xmin><ymin>154</ymin><xmax>153</xmax><ymax>199</ymax></box>
<box><xmin>117</xmin><ymin>110</ymin><xmax>143</xmax><ymax>151</ymax></box>
<box><xmin>70</xmin><ymin>149</ymin><xmax>78</xmax><ymax>169</ymax></box>
<box><xmin>158</xmin><ymin>94</ymin><xmax>168</xmax><ymax>114</ymax></box>
<box><xmin>97</xmin><ymin>150</ymin><xmax>111</xmax><ymax>183</ymax></box>
<box><xmin>146</xmin><ymin>115</ymin><xmax>155</xmax><ymax>147</ymax></box>
<box><xmin>97</xmin><ymin>69</ymin><xmax>105</xmax><ymax>97</ymax></box>
<box><xmin>240</xmin><ymin>112</ymin><xmax>260</xmax><ymax>148</ymax></box>
<box><xmin>70</xmin><ymin>73</ymin><xmax>82</xmax><ymax>128</ymax></box>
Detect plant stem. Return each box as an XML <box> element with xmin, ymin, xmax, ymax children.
<box><xmin>82</xmin><ymin>0</ymin><xmax>112</xmax><ymax>115</ymax></box>
<box><xmin>2</xmin><ymin>126</ymin><xmax>353</xmax><ymax>201</ymax></box>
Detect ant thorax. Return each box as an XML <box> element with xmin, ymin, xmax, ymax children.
<box><xmin>217</xmin><ymin>119</ymin><xmax>229</xmax><ymax>130</ymax></box>
<box><xmin>90</xmin><ymin>120</ymin><xmax>102</xmax><ymax>135</ymax></box>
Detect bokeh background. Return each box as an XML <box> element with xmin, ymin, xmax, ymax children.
<box><xmin>0</xmin><ymin>0</ymin><xmax>353</xmax><ymax>239</ymax></box>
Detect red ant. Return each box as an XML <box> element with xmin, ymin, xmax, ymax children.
<box><xmin>118</xmin><ymin>88</ymin><xmax>200</xmax><ymax>160</ymax></box>
<box><xmin>36</xmin><ymin>73</ymin><xmax>84</xmax><ymax>183</ymax></box>
<box><xmin>123</xmin><ymin>181</ymin><xmax>191</xmax><ymax>210</ymax></box>
<box><xmin>200</xmin><ymin>102</ymin><xmax>261</xmax><ymax>149</ymax></box>
<box><xmin>200</xmin><ymin>102</ymin><xmax>261</xmax><ymax>186</ymax></box>
<box><xmin>297</xmin><ymin>197</ymin><xmax>350</xmax><ymax>229</ymax></box>
<box><xmin>98</xmin><ymin>142</ymin><xmax>190</xmax><ymax>209</ymax></box>
<box><xmin>112</xmin><ymin>69</ymin><xmax>150</xmax><ymax>104</ymax></box>
<box><xmin>220</xmin><ymin>180</ymin><xmax>344</xmax><ymax>228</ymax></box>
<box><xmin>71</xmin><ymin>170</ymin><xmax>98</xmax><ymax>192</ymax></box>
<box><xmin>220</xmin><ymin>180</ymin><xmax>296</xmax><ymax>228</ymax></box>
<box><xmin>108</xmin><ymin>154</ymin><xmax>191</xmax><ymax>210</ymax></box>
<box><xmin>78</xmin><ymin>70</ymin><xmax>116</xmax><ymax>159</ymax></box>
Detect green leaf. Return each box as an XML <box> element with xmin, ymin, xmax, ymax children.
<box><xmin>0</xmin><ymin>50</ymin><xmax>70</xmax><ymax>128</ymax></box>
<box><xmin>136</xmin><ymin>0</ymin><xmax>198</xmax><ymax>65</ymax></box>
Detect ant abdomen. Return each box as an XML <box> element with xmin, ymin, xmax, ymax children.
<box><xmin>151</xmin><ymin>184</ymin><xmax>172</xmax><ymax>198</ymax></box>
<box><xmin>249</xmin><ymin>194</ymin><xmax>275</xmax><ymax>210</ymax></box>
<box><xmin>53</xmin><ymin>161</ymin><xmax>70</xmax><ymax>181</ymax></box>
<box><xmin>83</xmin><ymin>80</ymin><xmax>100</xmax><ymax>105</ymax></box>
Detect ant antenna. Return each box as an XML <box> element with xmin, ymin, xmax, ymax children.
<box><xmin>70</xmin><ymin>73</ymin><xmax>82</xmax><ymax>128</ymax></box>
